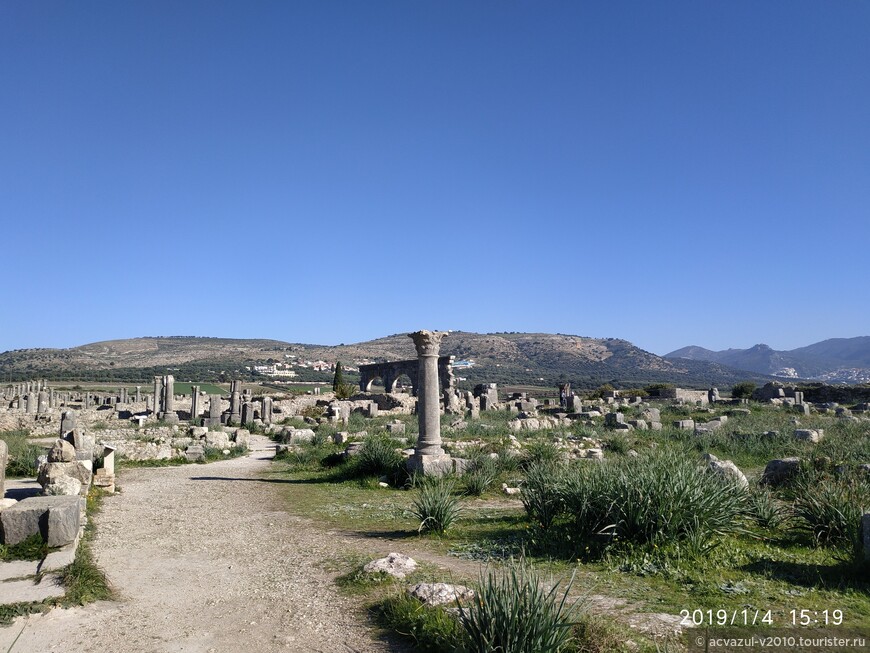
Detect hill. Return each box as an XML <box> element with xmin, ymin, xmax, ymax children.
<box><xmin>665</xmin><ymin>336</ymin><xmax>870</xmax><ymax>383</ymax></box>
<box><xmin>0</xmin><ymin>332</ymin><xmax>769</xmax><ymax>388</ymax></box>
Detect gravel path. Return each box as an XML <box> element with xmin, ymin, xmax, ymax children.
<box><xmin>2</xmin><ymin>435</ymin><xmax>403</xmax><ymax>653</ymax></box>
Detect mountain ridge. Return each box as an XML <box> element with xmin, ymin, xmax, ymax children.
<box><xmin>0</xmin><ymin>332</ymin><xmax>772</xmax><ymax>388</ymax></box>
<box><xmin>665</xmin><ymin>336</ymin><xmax>870</xmax><ymax>383</ymax></box>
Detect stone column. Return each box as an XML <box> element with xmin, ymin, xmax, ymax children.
<box><xmin>190</xmin><ymin>386</ymin><xmax>201</xmax><ymax>424</ymax></box>
<box><xmin>153</xmin><ymin>376</ymin><xmax>163</xmax><ymax>416</ymax></box>
<box><xmin>407</xmin><ymin>330</ymin><xmax>452</xmax><ymax>475</ymax></box>
<box><xmin>135</xmin><ymin>386</ymin><xmax>142</xmax><ymax>403</ymax></box>
<box><xmin>229</xmin><ymin>382</ymin><xmax>242</xmax><ymax>426</ymax></box>
<box><xmin>241</xmin><ymin>401</ymin><xmax>254</xmax><ymax>427</ymax></box>
<box><xmin>161</xmin><ymin>375</ymin><xmax>178</xmax><ymax>423</ymax></box>
<box><xmin>206</xmin><ymin>394</ymin><xmax>222</xmax><ymax>428</ymax></box>
<box><xmin>25</xmin><ymin>394</ymin><xmax>36</xmax><ymax>414</ymax></box>
<box><xmin>262</xmin><ymin>396</ymin><xmax>272</xmax><ymax>425</ymax></box>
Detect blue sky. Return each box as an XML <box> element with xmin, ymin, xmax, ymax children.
<box><xmin>2</xmin><ymin>1</ymin><xmax>868</xmax><ymax>355</ymax></box>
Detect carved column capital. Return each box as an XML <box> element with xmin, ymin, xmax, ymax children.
<box><xmin>408</xmin><ymin>330</ymin><xmax>447</xmax><ymax>357</ymax></box>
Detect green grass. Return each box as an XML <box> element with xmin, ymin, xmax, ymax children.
<box><xmin>60</xmin><ymin>489</ymin><xmax>114</xmax><ymax>605</ymax></box>
<box><xmin>267</xmin><ymin>403</ymin><xmax>870</xmax><ymax>647</ymax></box>
<box><xmin>0</xmin><ymin>489</ymin><xmax>115</xmax><ymax>626</ymax></box>
<box><xmin>172</xmin><ymin>382</ymin><xmax>227</xmax><ymax>396</ymax></box>
<box><xmin>2</xmin><ymin>429</ymin><xmax>47</xmax><ymax>478</ymax></box>
<box><xmin>0</xmin><ymin>534</ymin><xmax>49</xmax><ymax>562</ymax></box>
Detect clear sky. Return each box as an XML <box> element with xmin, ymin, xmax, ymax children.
<box><xmin>2</xmin><ymin>1</ymin><xmax>868</xmax><ymax>356</ymax></box>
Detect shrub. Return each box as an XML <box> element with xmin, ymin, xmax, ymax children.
<box><xmin>458</xmin><ymin>561</ymin><xmax>580</xmax><ymax>653</ymax></box>
<box><xmin>748</xmin><ymin>486</ymin><xmax>789</xmax><ymax>530</ymax></box>
<box><xmin>1</xmin><ymin>430</ymin><xmax>45</xmax><ymax>478</ymax></box>
<box><xmin>463</xmin><ymin>454</ymin><xmax>500</xmax><ymax>496</ymax></box>
<box><xmin>375</xmin><ymin>592</ymin><xmax>465</xmax><ymax>652</ymax></box>
<box><xmin>521</xmin><ymin>462</ymin><xmax>566</xmax><ymax>532</ymax></box>
<box><xmin>352</xmin><ymin>434</ymin><xmax>404</xmax><ymax>477</ymax></box>
<box><xmin>793</xmin><ymin>472</ymin><xmax>869</xmax><ymax>548</ymax></box>
<box><xmin>300</xmin><ymin>405</ymin><xmax>325</xmax><ymax>419</ymax></box>
<box><xmin>557</xmin><ymin>448</ymin><xmax>747</xmax><ymax>553</ymax></box>
<box><xmin>411</xmin><ymin>476</ymin><xmax>462</xmax><ymax>535</ymax></box>
<box><xmin>521</xmin><ymin>440</ymin><xmax>564</xmax><ymax>470</ymax></box>
<box><xmin>731</xmin><ymin>382</ymin><xmax>757</xmax><ymax>399</ymax></box>
<box><xmin>334</xmin><ymin>382</ymin><xmax>358</xmax><ymax>400</ymax></box>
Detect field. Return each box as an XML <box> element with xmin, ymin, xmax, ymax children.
<box><xmin>268</xmin><ymin>402</ymin><xmax>870</xmax><ymax>651</ymax></box>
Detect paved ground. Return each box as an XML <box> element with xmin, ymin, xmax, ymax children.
<box><xmin>0</xmin><ymin>435</ymin><xmax>403</xmax><ymax>653</ymax></box>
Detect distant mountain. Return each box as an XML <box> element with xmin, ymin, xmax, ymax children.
<box><xmin>665</xmin><ymin>337</ymin><xmax>870</xmax><ymax>383</ymax></box>
<box><xmin>0</xmin><ymin>332</ymin><xmax>770</xmax><ymax>388</ymax></box>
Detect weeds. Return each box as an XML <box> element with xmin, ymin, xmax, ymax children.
<box><xmin>458</xmin><ymin>561</ymin><xmax>581</xmax><ymax>653</ymax></box>
<box><xmin>412</xmin><ymin>476</ymin><xmax>462</xmax><ymax>535</ymax></box>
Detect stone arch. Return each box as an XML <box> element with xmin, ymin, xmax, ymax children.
<box><xmin>363</xmin><ymin>375</ymin><xmax>386</xmax><ymax>392</ymax></box>
<box><xmin>358</xmin><ymin>356</ymin><xmax>454</xmax><ymax>397</ymax></box>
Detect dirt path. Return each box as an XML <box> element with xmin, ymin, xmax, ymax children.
<box><xmin>1</xmin><ymin>435</ymin><xmax>404</xmax><ymax>653</ymax></box>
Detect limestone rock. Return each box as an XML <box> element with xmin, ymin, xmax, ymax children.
<box><xmin>43</xmin><ymin>476</ymin><xmax>83</xmax><ymax>497</ymax></box>
<box><xmin>37</xmin><ymin>461</ymin><xmax>92</xmax><ymax>495</ymax></box>
<box><xmin>794</xmin><ymin>429</ymin><xmax>824</xmax><ymax>443</ymax></box>
<box><xmin>48</xmin><ymin>439</ymin><xmax>76</xmax><ymax>463</ymax></box>
<box><xmin>761</xmin><ymin>457</ymin><xmax>801</xmax><ymax>486</ymax></box>
<box><xmin>407</xmin><ymin>582</ymin><xmax>475</xmax><ymax>607</ymax></box>
<box><xmin>673</xmin><ymin>420</ymin><xmax>695</xmax><ymax>430</ymax></box>
<box><xmin>363</xmin><ymin>553</ymin><xmax>417</xmax><ymax>579</ymax></box>
<box><xmin>286</xmin><ymin>428</ymin><xmax>316</xmax><ymax>444</ymax></box>
<box><xmin>233</xmin><ymin>429</ymin><xmax>250</xmax><ymax>448</ymax></box>
<box><xmin>0</xmin><ymin>495</ymin><xmax>81</xmax><ymax>547</ymax></box>
<box><xmin>704</xmin><ymin>453</ymin><xmax>748</xmax><ymax>490</ymax></box>
<box><xmin>205</xmin><ymin>431</ymin><xmax>231</xmax><ymax>449</ymax></box>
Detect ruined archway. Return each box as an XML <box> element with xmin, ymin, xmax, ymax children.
<box><xmin>358</xmin><ymin>356</ymin><xmax>454</xmax><ymax>396</ymax></box>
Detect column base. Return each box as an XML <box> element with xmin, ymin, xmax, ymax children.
<box><xmin>158</xmin><ymin>412</ymin><xmax>179</xmax><ymax>424</ymax></box>
<box><xmin>406</xmin><ymin>453</ymin><xmax>454</xmax><ymax>476</ymax></box>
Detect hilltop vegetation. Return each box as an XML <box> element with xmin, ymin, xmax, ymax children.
<box><xmin>0</xmin><ymin>332</ymin><xmax>769</xmax><ymax>388</ymax></box>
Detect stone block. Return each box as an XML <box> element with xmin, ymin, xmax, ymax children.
<box><xmin>704</xmin><ymin>453</ymin><xmax>748</xmax><ymax>489</ymax></box>
<box><xmin>0</xmin><ymin>495</ymin><xmax>81</xmax><ymax>547</ymax></box>
<box><xmin>761</xmin><ymin>457</ymin><xmax>801</xmax><ymax>486</ymax></box>
<box><xmin>287</xmin><ymin>428</ymin><xmax>316</xmax><ymax>444</ymax></box>
<box><xmin>333</xmin><ymin>432</ymin><xmax>349</xmax><ymax>445</ymax></box>
<box><xmin>37</xmin><ymin>461</ymin><xmax>93</xmax><ymax>495</ymax></box>
<box><xmin>48</xmin><ymin>439</ymin><xmax>76</xmax><ymax>463</ymax></box>
<box><xmin>205</xmin><ymin>431</ymin><xmax>231</xmax><ymax>449</ymax></box>
<box><xmin>407</xmin><ymin>582</ymin><xmax>474</xmax><ymax>607</ymax></box>
<box><xmin>673</xmin><ymin>419</ymin><xmax>695</xmax><ymax>430</ymax></box>
<box><xmin>604</xmin><ymin>412</ymin><xmax>624</xmax><ymax>427</ymax></box>
<box><xmin>386</xmin><ymin>421</ymin><xmax>406</xmax><ymax>435</ymax></box>
<box><xmin>185</xmin><ymin>444</ymin><xmax>205</xmax><ymax>462</ymax></box>
<box><xmin>0</xmin><ymin>574</ymin><xmax>65</xmax><ymax>604</ymax></box>
<box><xmin>406</xmin><ymin>453</ymin><xmax>453</xmax><ymax>476</ymax></box>
<box><xmin>43</xmin><ymin>476</ymin><xmax>83</xmax><ymax>496</ymax></box>
<box><xmin>363</xmin><ymin>552</ymin><xmax>417</xmax><ymax>579</ymax></box>
<box><xmin>794</xmin><ymin>429</ymin><xmax>823</xmax><ymax>443</ymax></box>
<box><xmin>233</xmin><ymin>428</ymin><xmax>250</xmax><ymax>449</ymax></box>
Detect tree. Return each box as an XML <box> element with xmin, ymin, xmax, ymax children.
<box><xmin>731</xmin><ymin>381</ymin><xmax>756</xmax><ymax>399</ymax></box>
<box><xmin>332</xmin><ymin>361</ymin><xmax>344</xmax><ymax>392</ymax></box>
